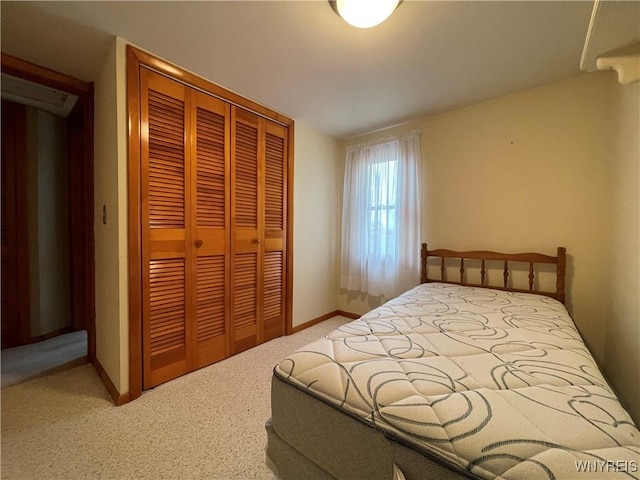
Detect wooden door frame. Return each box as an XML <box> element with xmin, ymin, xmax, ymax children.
<box><xmin>126</xmin><ymin>46</ymin><xmax>294</xmax><ymax>401</ymax></box>
<box><xmin>1</xmin><ymin>53</ymin><xmax>96</xmax><ymax>362</ymax></box>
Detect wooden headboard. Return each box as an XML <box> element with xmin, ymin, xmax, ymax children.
<box><xmin>420</xmin><ymin>243</ymin><xmax>567</xmax><ymax>304</ymax></box>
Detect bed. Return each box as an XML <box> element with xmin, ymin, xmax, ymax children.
<box><xmin>266</xmin><ymin>244</ymin><xmax>639</xmax><ymax>480</ymax></box>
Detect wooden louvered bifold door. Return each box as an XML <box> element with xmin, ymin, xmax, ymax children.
<box><xmin>230</xmin><ymin>107</ymin><xmax>262</xmax><ymax>354</ymax></box>
<box><xmin>141</xmin><ymin>69</ymin><xmax>192</xmax><ymax>389</ymax></box>
<box><xmin>141</xmin><ymin>71</ymin><xmax>233</xmax><ymax>387</ymax></box>
<box><xmin>191</xmin><ymin>91</ymin><xmax>230</xmax><ymax>369</ymax></box>
<box><xmin>263</xmin><ymin>121</ymin><xmax>287</xmax><ymax>342</ymax></box>
<box><xmin>137</xmin><ymin>59</ymin><xmax>289</xmax><ymax>390</ymax></box>
<box><xmin>230</xmin><ymin>109</ymin><xmax>287</xmax><ymax>353</ymax></box>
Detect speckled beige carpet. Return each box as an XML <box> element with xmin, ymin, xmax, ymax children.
<box><xmin>1</xmin><ymin>316</ymin><xmax>350</xmax><ymax>480</ymax></box>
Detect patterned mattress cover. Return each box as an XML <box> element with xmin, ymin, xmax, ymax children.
<box><xmin>274</xmin><ymin>283</ymin><xmax>639</xmax><ymax>479</ymax></box>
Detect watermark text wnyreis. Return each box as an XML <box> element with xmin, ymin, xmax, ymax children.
<box><xmin>575</xmin><ymin>460</ymin><xmax>638</xmax><ymax>474</ymax></box>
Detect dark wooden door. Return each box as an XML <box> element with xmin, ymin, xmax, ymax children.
<box><xmin>1</xmin><ymin>100</ymin><xmax>30</xmax><ymax>349</ymax></box>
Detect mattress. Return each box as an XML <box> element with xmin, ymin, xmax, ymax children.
<box><xmin>271</xmin><ymin>283</ymin><xmax>639</xmax><ymax>480</ymax></box>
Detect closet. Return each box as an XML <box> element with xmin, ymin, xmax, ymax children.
<box><xmin>133</xmin><ymin>49</ymin><xmax>291</xmax><ymax>390</ymax></box>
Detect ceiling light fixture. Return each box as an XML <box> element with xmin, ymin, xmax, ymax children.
<box><xmin>329</xmin><ymin>0</ymin><xmax>401</xmax><ymax>29</ymax></box>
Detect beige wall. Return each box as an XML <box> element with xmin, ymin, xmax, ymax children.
<box><xmin>604</xmin><ymin>79</ymin><xmax>639</xmax><ymax>424</ymax></box>
<box><xmin>93</xmin><ymin>36</ymin><xmax>129</xmax><ymax>393</ymax></box>
<box><xmin>292</xmin><ymin>122</ymin><xmax>342</xmax><ymax>327</ymax></box>
<box><xmin>337</xmin><ymin>70</ymin><xmax>638</xmax><ymax>423</ymax></box>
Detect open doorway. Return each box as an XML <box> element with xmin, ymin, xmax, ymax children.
<box><xmin>1</xmin><ymin>54</ymin><xmax>95</xmax><ymax>386</ymax></box>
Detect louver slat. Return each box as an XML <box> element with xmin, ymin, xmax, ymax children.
<box><xmin>149</xmin><ymin>259</ymin><xmax>186</xmax><ymax>356</ymax></box>
<box><xmin>265</xmin><ymin>133</ymin><xmax>284</xmax><ymax>231</ymax></box>
<box><xmin>196</xmin><ymin>108</ymin><xmax>226</xmax><ymax>228</ymax></box>
<box><xmin>196</xmin><ymin>256</ymin><xmax>226</xmax><ymax>341</ymax></box>
<box><xmin>234</xmin><ymin>122</ymin><xmax>258</xmax><ymax>228</ymax></box>
<box><xmin>234</xmin><ymin>253</ymin><xmax>257</xmax><ymax>330</ymax></box>
<box><xmin>148</xmin><ymin>90</ymin><xmax>185</xmax><ymax>229</ymax></box>
<box><xmin>263</xmin><ymin>251</ymin><xmax>284</xmax><ymax>341</ymax></box>
<box><xmin>263</xmin><ymin>251</ymin><xmax>283</xmax><ymax>319</ymax></box>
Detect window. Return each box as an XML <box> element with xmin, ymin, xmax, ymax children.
<box><xmin>368</xmin><ymin>159</ymin><xmax>397</xmax><ymax>258</ymax></box>
<box><xmin>340</xmin><ymin>131</ymin><xmax>422</xmax><ymax>299</ymax></box>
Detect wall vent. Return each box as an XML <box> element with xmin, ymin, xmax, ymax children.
<box><xmin>1</xmin><ymin>73</ymin><xmax>79</xmax><ymax>117</ymax></box>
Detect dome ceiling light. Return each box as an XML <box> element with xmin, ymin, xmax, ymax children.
<box><xmin>329</xmin><ymin>0</ymin><xmax>401</xmax><ymax>29</ymax></box>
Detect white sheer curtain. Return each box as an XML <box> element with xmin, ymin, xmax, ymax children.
<box><xmin>340</xmin><ymin>131</ymin><xmax>422</xmax><ymax>299</ymax></box>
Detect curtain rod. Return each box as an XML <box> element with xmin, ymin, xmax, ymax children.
<box><xmin>346</xmin><ymin>130</ymin><xmax>421</xmax><ymax>151</ymax></box>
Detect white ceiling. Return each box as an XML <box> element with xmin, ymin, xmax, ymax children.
<box><xmin>0</xmin><ymin>1</ymin><xmax>608</xmax><ymax>138</ymax></box>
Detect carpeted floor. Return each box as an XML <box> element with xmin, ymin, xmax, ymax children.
<box><xmin>1</xmin><ymin>330</ymin><xmax>88</xmax><ymax>388</ymax></box>
<box><xmin>1</xmin><ymin>316</ymin><xmax>350</xmax><ymax>480</ymax></box>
